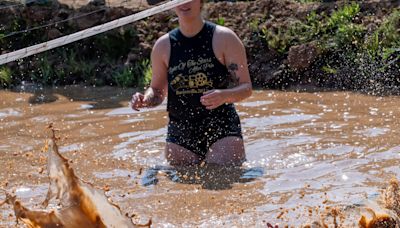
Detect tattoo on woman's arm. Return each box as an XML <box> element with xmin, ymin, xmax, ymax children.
<box><xmin>228</xmin><ymin>63</ymin><xmax>240</xmax><ymax>87</ymax></box>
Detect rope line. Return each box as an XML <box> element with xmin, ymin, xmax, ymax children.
<box><xmin>0</xmin><ymin>2</ymin><xmax>23</xmax><ymax>10</ymax></box>
<box><xmin>2</xmin><ymin>0</ymin><xmax>146</xmax><ymax>38</ymax></box>
<box><xmin>3</xmin><ymin>7</ymin><xmax>107</xmax><ymax>38</ymax></box>
<box><xmin>0</xmin><ymin>0</ymin><xmax>38</xmax><ymax>10</ymax></box>
<box><xmin>0</xmin><ymin>0</ymin><xmax>189</xmax><ymax>65</ymax></box>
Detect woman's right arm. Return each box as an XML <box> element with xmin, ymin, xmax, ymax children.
<box><xmin>131</xmin><ymin>34</ymin><xmax>170</xmax><ymax>111</ymax></box>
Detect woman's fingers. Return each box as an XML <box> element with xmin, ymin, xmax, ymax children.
<box><xmin>201</xmin><ymin>91</ymin><xmax>217</xmax><ymax>105</ymax></box>
<box><xmin>201</xmin><ymin>97</ymin><xmax>222</xmax><ymax>109</ymax></box>
<box><xmin>201</xmin><ymin>97</ymin><xmax>215</xmax><ymax>106</ymax></box>
<box><xmin>131</xmin><ymin>93</ymin><xmax>144</xmax><ymax>111</ymax></box>
<box><xmin>131</xmin><ymin>99</ymin><xmax>140</xmax><ymax>111</ymax></box>
<box><xmin>205</xmin><ymin>104</ymin><xmax>218</xmax><ymax>110</ymax></box>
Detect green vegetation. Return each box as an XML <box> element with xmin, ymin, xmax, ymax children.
<box><xmin>142</xmin><ymin>61</ymin><xmax>152</xmax><ymax>87</ymax></box>
<box><xmin>293</xmin><ymin>0</ymin><xmax>320</xmax><ymax>3</ymax></box>
<box><xmin>24</xmin><ymin>44</ymin><xmax>152</xmax><ymax>88</ymax></box>
<box><xmin>1</xmin><ymin>8</ymin><xmax>151</xmax><ymax>88</ymax></box>
<box><xmin>94</xmin><ymin>28</ymin><xmax>137</xmax><ymax>59</ymax></box>
<box><xmin>35</xmin><ymin>55</ymin><xmax>54</xmax><ymax>85</ymax></box>
<box><xmin>261</xmin><ymin>3</ymin><xmax>399</xmax><ymax>60</ymax></box>
<box><xmin>3</xmin><ymin>24</ymin><xmax>151</xmax><ymax>88</ymax></box>
<box><xmin>321</xmin><ymin>65</ymin><xmax>337</xmax><ymax>74</ymax></box>
<box><xmin>0</xmin><ymin>67</ymin><xmax>12</xmax><ymax>87</ymax></box>
<box><xmin>262</xmin><ymin>3</ymin><xmax>363</xmax><ymax>53</ymax></box>
<box><xmin>257</xmin><ymin>2</ymin><xmax>399</xmax><ymax>93</ymax></box>
<box><xmin>365</xmin><ymin>10</ymin><xmax>400</xmax><ymax>60</ymax></box>
<box><xmin>216</xmin><ymin>17</ymin><xmax>225</xmax><ymax>26</ymax></box>
<box><xmin>113</xmin><ymin>59</ymin><xmax>151</xmax><ymax>88</ymax></box>
<box><xmin>249</xmin><ymin>18</ymin><xmax>260</xmax><ymax>32</ymax></box>
<box><xmin>113</xmin><ymin>66</ymin><xmax>134</xmax><ymax>87</ymax></box>
<box><xmin>297</xmin><ymin>0</ymin><xmax>320</xmax><ymax>2</ymax></box>
<box><xmin>0</xmin><ymin>1</ymin><xmax>398</xmax><ymax>92</ymax></box>
<box><xmin>0</xmin><ymin>33</ymin><xmax>5</xmax><ymax>46</ymax></box>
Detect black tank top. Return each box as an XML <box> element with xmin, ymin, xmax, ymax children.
<box><xmin>167</xmin><ymin>21</ymin><xmax>235</xmax><ymax>120</ymax></box>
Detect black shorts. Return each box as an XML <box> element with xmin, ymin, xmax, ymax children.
<box><xmin>166</xmin><ymin>108</ymin><xmax>242</xmax><ymax>158</ymax></box>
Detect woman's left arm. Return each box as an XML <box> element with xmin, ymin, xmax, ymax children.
<box><xmin>200</xmin><ymin>28</ymin><xmax>252</xmax><ymax>110</ymax></box>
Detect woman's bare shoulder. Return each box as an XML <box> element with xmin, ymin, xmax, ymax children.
<box><xmin>153</xmin><ymin>33</ymin><xmax>170</xmax><ymax>53</ymax></box>
<box><xmin>214</xmin><ymin>25</ymin><xmax>243</xmax><ymax>46</ymax></box>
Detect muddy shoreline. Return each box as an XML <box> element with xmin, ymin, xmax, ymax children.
<box><xmin>0</xmin><ymin>0</ymin><xmax>399</xmax><ymax>94</ymax></box>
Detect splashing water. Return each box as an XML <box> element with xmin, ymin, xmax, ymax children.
<box><xmin>0</xmin><ymin>126</ymin><xmax>150</xmax><ymax>228</ymax></box>
<box><xmin>2</xmin><ymin>88</ymin><xmax>400</xmax><ymax>226</ymax></box>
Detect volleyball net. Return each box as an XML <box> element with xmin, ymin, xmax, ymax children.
<box><xmin>0</xmin><ymin>0</ymin><xmax>190</xmax><ymax>66</ymax></box>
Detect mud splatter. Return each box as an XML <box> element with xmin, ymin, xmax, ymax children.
<box><xmin>1</xmin><ymin>126</ymin><xmax>151</xmax><ymax>228</ymax></box>
<box><xmin>381</xmin><ymin>178</ymin><xmax>400</xmax><ymax>217</ymax></box>
<box><xmin>359</xmin><ymin>212</ymin><xmax>397</xmax><ymax>228</ymax></box>
<box><xmin>357</xmin><ymin>178</ymin><xmax>400</xmax><ymax>228</ymax></box>
<box><xmin>300</xmin><ymin>179</ymin><xmax>400</xmax><ymax>228</ymax></box>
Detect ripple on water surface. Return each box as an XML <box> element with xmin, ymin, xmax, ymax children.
<box><xmin>2</xmin><ymin>89</ymin><xmax>400</xmax><ymax>226</ymax></box>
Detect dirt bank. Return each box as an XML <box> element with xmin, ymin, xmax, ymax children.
<box><xmin>0</xmin><ymin>0</ymin><xmax>399</xmax><ymax>94</ymax></box>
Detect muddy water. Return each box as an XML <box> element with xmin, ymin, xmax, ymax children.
<box><xmin>1</xmin><ymin>86</ymin><xmax>400</xmax><ymax>227</ymax></box>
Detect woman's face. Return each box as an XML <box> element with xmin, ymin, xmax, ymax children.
<box><xmin>174</xmin><ymin>0</ymin><xmax>202</xmax><ymax>21</ymax></box>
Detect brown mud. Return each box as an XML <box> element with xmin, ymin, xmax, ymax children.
<box><xmin>1</xmin><ymin>86</ymin><xmax>400</xmax><ymax>226</ymax></box>
<box><xmin>1</xmin><ymin>126</ymin><xmax>151</xmax><ymax>227</ymax></box>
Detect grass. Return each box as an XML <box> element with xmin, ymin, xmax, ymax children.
<box><xmin>142</xmin><ymin>61</ymin><xmax>152</xmax><ymax>88</ymax></box>
<box><xmin>113</xmin><ymin>59</ymin><xmax>151</xmax><ymax>88</ymax></box>
<box><xmin>261</xmin><ymin>3</ymin><xmax>363</xmax><ymax>53</ymax></box>
<box><xmin>22</xmin><ymin>36</ymin><xmax>151</xmax><ymax>88</ymax></box>
<box><xmin>0</xmin><ymin>67</ymin><xmax>12</xmax><ymax>87</ymax></box>
<box><xmin>326</xmin><ymin>3</ymin><xmax>360</xmax><ymax>31</ymax></box>
<box><xmin>38</xmin><ymin>55</ymin><xmax>53</xmax><ymax>84</ymax></box>
<box><xmin>256</xmin><ymin>2</ymin><xmax>399</xmax><ymax>93</ymax></box>
<box><xmin>94</xmin><ymin>28</ymin><xmax>137</xmax><ymax>59</ymax></box>
<box><xmin>321</xmin><ymin>65</ymin><xmax>337</xmax><ymax>74</ymax></box>
<box><xmin>216</xmin><ymin>17</ymin><xmax>225</xmax><ymax>26</ymax></box>
<box><xmin>249</xmin><ymin>18</ymin><xmax>260</xmax><ymax>32</ymax></box>
<box><xmin>113</xmin><ymin>66</ymin><xmax>133</xmax><ymax>87</ymax></box>
<box><xmin>364</xmin><ymin>9</ymin><xmax>400</xmax><ymax>60</ymax></box>
<box><xmin>1</xmin><ymin>1</ymin><xmax>397</xmax><ymax>91</ymax></box>
<box><xmin>294</xmin><ymin>0</ymin><xmax>320</xmax><ymax>3</ymax></box>
<box><xmin>0</xmin><ymin>33</ymin><xmax>5</xmax><ymax>48</ymax></box>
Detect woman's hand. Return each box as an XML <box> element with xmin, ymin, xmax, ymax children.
<box><xmin>131</xmin><ymin>92</ymin><xmax>145</xmax><ymax>111</ymax></box>
<box><xmin>200</xmin><ymin>89</ymin><xmax>227</xmax><ymax>110</ymax></box>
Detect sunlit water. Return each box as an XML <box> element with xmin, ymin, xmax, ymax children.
<box><xmin>1</xmin><ymin>86</ymin><xmax>400</xmax><ymax>227</ymax></box>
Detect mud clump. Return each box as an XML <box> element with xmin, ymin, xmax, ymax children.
<box><xmin>382</xmin><ymin>178</ymin><xmax>400</xmax><ymax>217</ymax></box>
<box><xmin>358</xmin><ymin>178</ymin><xmax>400</xmax><ymax>228</ymax></box>
<box><xmin>0</xmin><ymin>127</ymin><xmax>150</xmax><ymax>228</ymax></box>
<box><xmin>359</xmin><ymin>215</ymin><xmax>397</xmax><ymax>228</ymax></box>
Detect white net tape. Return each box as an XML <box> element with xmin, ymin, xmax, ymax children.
<box><xmin>0</xmin><ymin>0</ymin><xmax>190</xmax><ymax>65</ymax></box>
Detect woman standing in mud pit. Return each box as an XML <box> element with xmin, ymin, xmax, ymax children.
<box><xmin>131</xmin><ymin>0</ymin><xmax>252</xmax><ymax>166</ymax></box>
